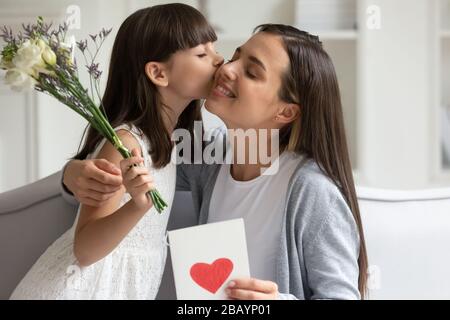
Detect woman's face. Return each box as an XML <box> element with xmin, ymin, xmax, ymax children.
<box><xmin>167</xmin><ymin>42</ymin><xmax>224</xmax><ymax>100</ymax></box>
<box><xmin>205</xmin><ymin>32</ymin><xmax>294</xmax><ymax>130</ymax></box>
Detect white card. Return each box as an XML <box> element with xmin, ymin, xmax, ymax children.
<box><xmin>168</xmin><ymin>218</ymin><xmax>250</xmax><ymax>300</ymax></box>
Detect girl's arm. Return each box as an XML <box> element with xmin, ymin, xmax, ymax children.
<box><xmin>73</xmin><ymin>130</ymin><xmax>153</xmax><ymax>267</ymax></box>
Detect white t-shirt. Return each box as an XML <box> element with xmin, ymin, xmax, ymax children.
<box><xmin>208</xmin><ymin>151</ymin><xmax>303</xmax><ymax>282</ymax></box>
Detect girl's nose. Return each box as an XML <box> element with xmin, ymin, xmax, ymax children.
<box><xmin>214</xmin><ymin>52</ymin><xmax>224</xmax><ymax>68</ymax></box>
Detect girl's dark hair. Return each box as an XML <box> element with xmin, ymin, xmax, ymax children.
<box><xmin>73</xmin><ymin>3</ymin><xmax>217</xmax><ymax>167</ymax></box>
<box><xmin>254</xmin><ymin>24</ymin><xmax>369</xmax><ymax>298</ymax></box>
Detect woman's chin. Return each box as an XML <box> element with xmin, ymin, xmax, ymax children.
<box><xmin>203</xmin><ymin>100</ymin><xmax>215</xmax><ymax>113</ymax></box>
<box><xmin>204</xmin><ymin>100</ymin><xmax>223</xmax><ymax>118</ymax></box>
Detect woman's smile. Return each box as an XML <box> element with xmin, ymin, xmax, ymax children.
<box><xmin>211</xmin><ymin>81</ymin><xmax>237</xmax><ymax>99</ymax></box>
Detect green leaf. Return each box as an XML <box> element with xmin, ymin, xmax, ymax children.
<box><xmin>1</xmin><ymin>43</ymin><xmax>18</xmax><ymax>63</ymax></box>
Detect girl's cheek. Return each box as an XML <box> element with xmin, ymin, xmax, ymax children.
<box><xmin>205</xmin><ymin>59</ymin><xmax>217</xmax><ymax>74</ymax></box>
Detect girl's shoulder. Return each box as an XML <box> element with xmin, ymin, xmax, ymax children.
<box><xmin>88</xmin><ymin>123</ymin><xmax>147</xmax><ymax>161</ymax></box>
<box><xmin>114</xmin><ymin>123</ymin><xmax>147</xmax><ymax>145</ymax></box>
<box><xmin>116</xmin><ymin>123</ymin><xmax>150</xmax><ymax>154</ymax></box>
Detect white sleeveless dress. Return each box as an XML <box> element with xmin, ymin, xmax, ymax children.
<box><xmin>10</xmin><ymin>123</ymin><xmax>176</xmax><ymax>300</ymax></box>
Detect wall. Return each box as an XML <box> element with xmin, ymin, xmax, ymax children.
<box><xmin>0</xmin><ymin>0</ymin><xmax>448</xmax><ymax>192</ymax></box>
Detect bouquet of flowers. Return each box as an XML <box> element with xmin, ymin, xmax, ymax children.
<box><xmin>0</xmin><ymin>17</ymin><xmax>168</xmax><ymax>213</ymax></box>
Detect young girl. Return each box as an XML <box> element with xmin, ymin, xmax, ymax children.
<box><xmin>10</xmin><ymin>4</ymin><xmax>223</xmax><ymax>299</ymax></box>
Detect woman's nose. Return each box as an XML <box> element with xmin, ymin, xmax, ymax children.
<box><xmin>220</xmin><ymin>63</ymin><xmax>237</xmax><ymax>81</ymax></box>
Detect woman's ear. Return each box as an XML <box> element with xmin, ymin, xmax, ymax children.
<box><xmin>275</xmin><ymin>103</ymin><xmax>301</xmax><ymax>124</ymax></box>
<box><xmin>144</xmin><ymin>61</ymin><xmax>169</xmax><ymax>87</ymax></box>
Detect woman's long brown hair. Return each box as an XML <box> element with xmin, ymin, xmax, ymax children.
<box><xmin>255</xmin><ymin>24</ymin><xmax>368</xmax><ymax>298</ymax></box>
<box><xmin>73</xmin><ymin>4</ymin><xmax>217</xmax><ymax>168</ymax></box>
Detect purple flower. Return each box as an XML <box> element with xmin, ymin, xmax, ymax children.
<box><xmin>1</xmin><ymin>26</ymin><xmax>15</xmax><ymax>43</ymax></box>
<box><xmin>76</xmin><ymin>39</ymin><xmax>87</xmax><ymax>53</ymax></box>
<box><xmin>59</xmin><ymin>22</ymin><xmax>68</xmax><ymax>34</ymax></box>
<box><xmin>100</xmin><ymin>28</ymin><xmax>112</xmax><ymax>39</ymax></box>
<box><xmin>22</xmin><ymin>23</ymin><xmax>34</xmax><ymax>38</ymax></box>
<box><xmin>86</xmin><ymin>62</ymin><xmax>102</xmax><ymax>80</ymax></box>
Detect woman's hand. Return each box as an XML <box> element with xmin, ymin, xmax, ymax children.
<box><xmin>63</xmin><ymin>158</ymin><xmax>123</xmax><ymax>207</ymax></box>
<box><xmin>119</xmin><ymin>148</ymin><xmax>155</xmax><ymax>212</ymax></box>
<box><xmin>225</xmin><ymin>278</ymin><xmax>279</xmax><ymax>300</ymax></box>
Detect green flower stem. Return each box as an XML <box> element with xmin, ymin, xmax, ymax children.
<box><xmin>152</xmin><ymin>188</ymin><xmax>167</xmax><ymax>207</ymax></box>
<box><xmin>70</xmin><ymin>75</ymin><xmax>117</xmax><ymax>141</ymax></box>
<box><xmin>55</xmin><ymin>70</ymin><xmax>114</xmax><ymax>142</ymax></box>
<box><xmin>51</xmin><ymin>68</ymin><xmax>98</xmax><ymax>119</ymax></box>
<box><xmin>39</xmin><ymin>81</ymin><xmax>93</xmax><ymax>124</ymax></box>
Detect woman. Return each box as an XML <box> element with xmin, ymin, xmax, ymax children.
<box><xmin>62</xmin><ymin>24</ymin><xmax>368</xmax><ymax>299</ymax></box>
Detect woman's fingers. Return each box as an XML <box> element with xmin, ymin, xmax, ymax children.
<box><xmin>225</xmin><ymin>278</ymin><xmax>279</xmax><ymax>299</ymax></box>
<box><xmin>86</xmin><ymin>160</ymin><xmax>123</xmax><ymax>186</ymax></box>
<box><xmin>65</xmin><ymin>159</ymin><xmax>123</xmax><ymax>207</ymax></box>
<box><xmin>225</xmin><ymin>278</ymin><xmax>279</xmax><ymax>300</ymax></box>
<box><xmin>228</xmin><ymin>278</ymin><xmax>278</xmax><ymax>293</ymax></box>
<box><xmin>93</xmin><ymin>158</ymin><xmax>121</xmax><ymax>175</ymax></box>
<box><xmin>226</xmin><ymin>288</ymin><xmax>267</xmax><ymax>300</ymax></box>
<box><xmin>80</xmin><ymin>178</ymin><xmax>122</xmax><ymax>193</ymax></box>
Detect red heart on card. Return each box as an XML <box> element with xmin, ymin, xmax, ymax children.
<box><xmin>190</xmin><ymin>258</ymin><xmax>234</xmax><ymax>294</ymax></box>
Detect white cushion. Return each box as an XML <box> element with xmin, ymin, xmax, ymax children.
<box><xmin>357</xmin><ymin>187</ymin><xmax>450</xmax><ymax>299</ymax></box>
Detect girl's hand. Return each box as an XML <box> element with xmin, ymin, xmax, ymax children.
<box><xmin>225</xmin><ymin>278</ymin><xmax>279</xmax><ymax>300</ymax></box>
<box><xmin>119</xmin><ymin>148</ymin><xmax>154</xmax><ymax>212</ymax></box>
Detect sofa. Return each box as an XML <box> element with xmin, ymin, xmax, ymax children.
<box><xmin>1</xmin><ymin>171</ymin><xmax>450</xmax><ymax>299</ymax></box>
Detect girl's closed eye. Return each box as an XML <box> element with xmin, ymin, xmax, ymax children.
<box><xmin>197</xmin><ymin>53</ymin><xmax>207</xmax><ymax>58</ymax></box>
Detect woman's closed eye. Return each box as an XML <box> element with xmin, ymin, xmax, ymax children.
<box><xmin>197</xmin><ymin>53</ymin><xmax>207</xmax><ymax>58</ymax></box>
<box><xmin>246</xmin><ymin>69</ymin><xmax>257</xmax><ymax>79</ymax></box>
<box><xmin>225</xmin><ymin>55</ymin><xmax>257</xmax><ymax>79</ymax></box>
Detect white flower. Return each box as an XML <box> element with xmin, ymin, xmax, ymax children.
<box><xmin>4</xmin><ymin>68</ymin><xmax>37</xmax><ymax>92</ymax></box>
<box><xmin>42</xmin><ymin>47</ymin><xmax>57</xmax><ymax>66</ymax></box>
<box><xmin>36</xmin><ymin>39</ymin><xmax>47</xmax><ymax>51</ymax></box>
<box><xmin>12</xmin><ymin>40</ymin><xmax>45</xmax><ymax>75</ymax></box>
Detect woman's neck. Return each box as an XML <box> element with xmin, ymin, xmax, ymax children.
<box><xmin>230</xmin><ymin>131</ymin><xmax>281</xmax><ymax>181</ymax></box>
<box><xmin>230</xmin><ymin>163</ymin><xmax>266</xmax><ymax>182</ymax></box>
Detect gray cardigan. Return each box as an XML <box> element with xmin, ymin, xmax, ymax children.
<box><xmin>61</xmin><ymin>157</ymin><xmax>361</xmax><ymax>300</ymax></box>
<box><xmin>176</xmin><ymin>156</ymin><xmax>361</xmax><ymax>300</ymax></box>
